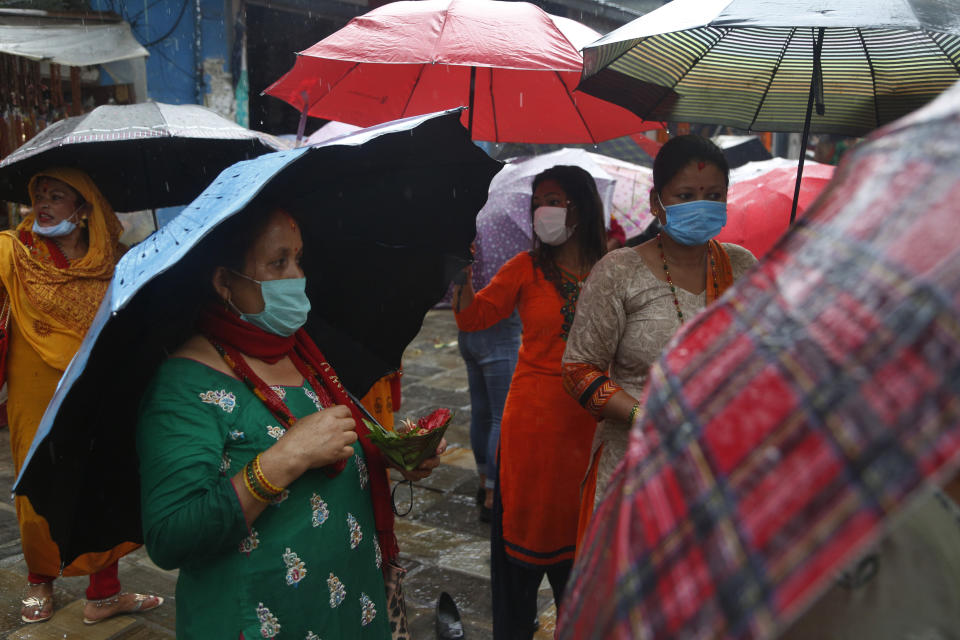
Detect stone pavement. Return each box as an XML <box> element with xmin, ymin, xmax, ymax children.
<box><xmin>0</xmin><ymin>309</ymin><xmax>557</xmax><ymax>639</ymax></box>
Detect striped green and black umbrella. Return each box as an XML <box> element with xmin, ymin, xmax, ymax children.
<box><xmin>579</xmin><ymin>0</ymin><xmax>960</xmax><ymax>218</ymax></box>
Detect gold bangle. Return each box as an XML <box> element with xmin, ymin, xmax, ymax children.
<box><xmin>242</xmin><ymin>462</ymin><xmax>272</xmax><ymax>503</ymax></box>
<box><xmin>253</xmin><ymin>454</ymin><xmax>285</xmax><ymax>495</ymax></box>
<box><xmin>628</xmin><ymin>402</ymin><xmax>641</xmax><ymax>424</ymax></box>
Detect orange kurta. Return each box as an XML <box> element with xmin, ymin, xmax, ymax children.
<box><xmin>0</xmin><ymin>168</ymin><xmax>137</xmax><ymax>577</ymax></box>
<box><xmin>456</xmin><ymin>252</ymin><xmax>595</xmax><ymax>566</ymax></box>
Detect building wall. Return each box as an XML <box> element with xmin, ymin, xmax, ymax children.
<box><xmin>89</xmin><ymin>0</ymin><xmax>233</xmax><ymax>116</ymax></box>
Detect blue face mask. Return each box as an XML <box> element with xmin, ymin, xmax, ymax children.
<box><xmin>658</xmin><ymin>195</ymin><xmax>727</xmax><ymax>246</ymax></box>
<box><xmin>230</xmin><ymin>271</ymin><xmax>311</xmax><ymax>337</ymax></box>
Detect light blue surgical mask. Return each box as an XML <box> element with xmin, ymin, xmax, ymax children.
<box><xmin>230</xmin><ymin>271</ymin><xmax>311</xmax><ymax>337</ymax></box>
<box><xmin>32</xmin><ymin>206</ymin><xmax>82</xmax><ymax>238</ymax></box>
<box><xmin>658</xmin><ymin>195</ymin><xmax>727</xmax><ymax>246</ymax></box>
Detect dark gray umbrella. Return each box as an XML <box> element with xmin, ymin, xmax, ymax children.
<box><xmin>0</xmin><ymin>102</ymin><xmax>284</xmax><ymax>211</ymax></box>
<box><xmin>578</xmin><ymin>0</ymin><xmax>960</xmax><ymax>220</ymax></box>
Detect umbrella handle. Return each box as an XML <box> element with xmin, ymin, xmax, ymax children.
<box><xmin>295</xmin><ymin>91</ymin><xmax>309</xmax><ymax>147</ymax></box>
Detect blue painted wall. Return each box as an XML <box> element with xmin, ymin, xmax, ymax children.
<box><xmin>90</xmin><ymin>0</ymin><xmax>232</xmax><ymax>105</ymax></box>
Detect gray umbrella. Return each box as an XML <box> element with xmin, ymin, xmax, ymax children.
<box><xmin>578</xmin><ymin>0</ymin><xmax>960</xmax><ymax>219</ymax></box>
<box><xmin>0</xmin><ymin>102</ymin><xmax>284</xmax><ymax>211</ymax></box>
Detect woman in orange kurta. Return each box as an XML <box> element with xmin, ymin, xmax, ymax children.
<box><xmin>453</xmin><ymin>165</ymin><xmax>605</xmax><ymax>639</ymax></box>
<box><xmin>0</xmin><ymin>168</ymin><xmax>162</xmax><ymax>625</ymax></box>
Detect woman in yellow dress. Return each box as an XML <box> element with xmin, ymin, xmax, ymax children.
<box><xmin>0</xmin><ymin>168</ymin><xmax>163</xmax><ymax>624</ymax></box>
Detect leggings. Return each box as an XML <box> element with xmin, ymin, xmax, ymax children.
<box><xmin>29</xmin><ymin>560</ymin><xmax>121</xmax><ymax>600</ymax></box>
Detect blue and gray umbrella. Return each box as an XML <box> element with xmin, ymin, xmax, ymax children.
<box><xmin>12</xmin><ymin>109</ymin><xmax>501</xmax><ymax>566</ymax></box>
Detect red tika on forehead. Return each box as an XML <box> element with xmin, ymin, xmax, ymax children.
<box><xmin>698</xmin><ymin>161</ymin><xmax>706</xmax><ymax>171</ymax></box>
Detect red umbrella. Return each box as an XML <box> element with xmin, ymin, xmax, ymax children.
<box><xmin>557</xmin><ymin>80</ymin><xmax>960</xmax><ymax>639</ymax></box>
<box><xmin>718</xmin><ymin>159</ymin><xmax>835</xmax><ymax>258</ymax></box>
<box><xmin>264</xmin><ymin>0</ymin><xmax>660</xmax><ymax>143</ymax></box>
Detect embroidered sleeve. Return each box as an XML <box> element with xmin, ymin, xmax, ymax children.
<box><xmin>137</xmin><ymin>361</ymin><xmax>248</xmax><ymax>569</ymax></box>
<box><xmin>562</xmin><ymin>362</ymin><xmax>623</xmax><ymax>417</ymax></box>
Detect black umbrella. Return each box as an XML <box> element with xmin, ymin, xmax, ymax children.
<box><xmin>12</xmin><ymin>109</ymin><xmax>501</xmax><ymax>567</ymax></box>
<box><xmin>0</xmin><ymin>102</ymin><xmax>284</xmax><ymax>211</ymax></box>
<box><xmin>578</xmin><ymin>0</ymin><xmax>960</xmax><ymax>220</ymax></box>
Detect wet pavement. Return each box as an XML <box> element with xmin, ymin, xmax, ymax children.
<box><xmin>0</xmin><ymin>309</ymin><xmax>556</xmax><ymax>639</ymax></box>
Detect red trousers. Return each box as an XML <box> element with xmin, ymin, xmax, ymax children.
<box><xmin>28</xmin><ymin>560</ymin><xmax>121</xmax><ymax>600</ymax></box>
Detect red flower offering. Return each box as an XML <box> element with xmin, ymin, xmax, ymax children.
<box><xmin>365</xmin><ymin>408</ymin><xmax>451</xmax><ymax>471</ymax></box>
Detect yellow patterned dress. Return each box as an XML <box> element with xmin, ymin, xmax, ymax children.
<box><xmin>0</xmin><ymin>168</ymin><xmax>136</xmax><ymax>577</ymax></box>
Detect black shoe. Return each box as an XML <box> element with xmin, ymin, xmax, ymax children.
<box><xmin>436</xmin><ymin>591</ymin><xmax>465</xmax><ymax>639</ymax></box>
<box><xmin>475</xmin><ymin>485</ymin><xmax>485</xmax><ymax>506</ymax></box>
<box><xmin>478</xmin><ymin>504</ymin><xmax>492</xmax><ymax>523</ymax></box>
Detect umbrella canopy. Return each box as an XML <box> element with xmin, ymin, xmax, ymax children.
<box><xmin>714</xmin><ymin>135</ymin><xmax>773</xmax><ymax>169</ymax></box>
<box><xmin>468</xmin><ymin>148</ymin><xmax>615</xmax><ymax>292</ymax></box>
<box><xmin>719</xmin><ymin>158</ymin><xmax>835</xmax><ymax>257</ymax></box>
<box><xmin>578</xmin><ymin>0</ymin><xmax>960</xmax><ymax>221</ymax></box>
<box><xmin>587</xmin><ymin>152</ymin><xmax>654</xmax><ymax>240</ymax></box>
<box><xmin>12</xmin><ymin>109</ymin><xmax>501</xmax><ymax>566</ymax></box>
<box><xmin>557</xmin><ymin>81</ymin><xmax>960</xmax><ymax>639</ymax></box>
<box><xmin>579</xmin><ymin>0</ymin><xmax>960</xmax><ymax>136</ymax></box>
<box><xmin>264</xmin><ymin>0</ymin><xmax>660</xmax><ymax>144</ymax></box>
<box><xmin>0</xmin><ymin>102</ymin><xmax>285</xmax><ymax>211</ymax></box>
<box><xmin>305</xmin><ymin>120</ymin><xmax>362</xmax><ymax>145</ymax></box>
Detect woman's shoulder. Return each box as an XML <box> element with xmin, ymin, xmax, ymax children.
<box><xmin>590</xmin><ymin>246</ymin><xmax>654</xmax><ymax>282</ymax></box>
<box><xmin>147</xmin><ymin>337</ymin><xmax>238</xmax><ymax>394</ymax></box>
<box><xmin>495</xmin><ymin>251</ymin><xmax>536</xmax><ymax>280</ymax></box>
<box><xmin>504</xmin><ymin>250</ymin><xmax>534</xmax><ymax>270</ymax></box>
<box><xmin>720</xmin><ymin>243</ymin><xmax>759</xmax><ymax>274</ymax></box>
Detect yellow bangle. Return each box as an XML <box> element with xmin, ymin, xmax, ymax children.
<box><xmin>628</xmin><ymin>402</ymin><xmax>642</xmax><ymax>425</ymax></box>
<box><xmin>253</xmin><ymin>454</ymin><xmax>285</xmax><ymax>495</ymax></box>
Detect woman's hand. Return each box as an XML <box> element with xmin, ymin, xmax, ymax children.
<box><xmin>395</xmin><ymin>438</ymin><xmax>448</xmax><ymax>482</ymax></box>
<box><xmin>232</xmin><ymin>406</ymin><xmax>357</xmax><ymax>528</ymax></box>
<box><xmin>278</xmin><ymin>405</ymin><xmax>358</xmax><ymax>472</ymax></box>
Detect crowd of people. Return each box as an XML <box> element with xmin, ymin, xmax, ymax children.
<box><xmin>2</xmin><ymin>119</ymin><xmax>958</xmax><ymax>639</ymax></box>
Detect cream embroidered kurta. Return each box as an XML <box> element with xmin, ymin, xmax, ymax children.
<box><xmin>563</xmin><ymin>244</ymin><xmax>757</xmax><ymax>499</ymax></box>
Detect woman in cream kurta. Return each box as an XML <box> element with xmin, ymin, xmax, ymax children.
<box><xmin>563</xmin><ymin>243</ymin><xmax>757</xmax><ymax>499</ymax></box>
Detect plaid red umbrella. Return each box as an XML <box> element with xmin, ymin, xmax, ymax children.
<box><xmin>264</xmin><ymin>0</ymin><xmax>660</xmax><ymax>143</ymax></box>
<box><xmin>718</xmin><ymin>159</ymin><xmax>835</xmax><ymax>258</ymax></box>
<box><xmin>557</xmin><ymin>80</ymin><xmax>960</xmax><ymax>639</ymax></box>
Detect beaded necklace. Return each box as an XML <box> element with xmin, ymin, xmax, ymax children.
<box><xmin>657</xmin><ymin>233</ymin><xmax>718</xmax><ymax>325</ymax></box>
<box><xmin>557</xmin><ymin>264</ymin><xmax>588</xmax><ymax>340</ymax></box>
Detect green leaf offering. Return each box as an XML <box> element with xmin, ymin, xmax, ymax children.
<box><xmin>364</xmin><ymin>408</ymin><xmax>452</xmax><ymax>471</ymax></box>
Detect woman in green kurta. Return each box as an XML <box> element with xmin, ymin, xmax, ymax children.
<box><xmin>137</xmin><ymin>208</ymin><xmax>441</xmax><ymax>639</ymax></box>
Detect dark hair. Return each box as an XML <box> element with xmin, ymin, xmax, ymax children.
<box><xmin>529</xmin><ymin>165</ymin><xmax>607</xmax><ymax>292</ymax></box>
<box><xmin>652</xmin><ymin>135</ymin><xmax>729</xmax><ymax>196</ymax></box>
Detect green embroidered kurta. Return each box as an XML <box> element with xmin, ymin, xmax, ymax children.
<box><xmin>137</xmin><ymin>358</ymin><xmax>390</xmax><ymax>639</ymax></box>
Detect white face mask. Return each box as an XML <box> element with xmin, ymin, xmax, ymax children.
<box><xmin>533</xmin><ymin>206</ymin><xmax>574</xmax><ymax>246</ymax></box>
<box><xmin>32</xmin><ymin>205</ymin><xmax>83</xmax><ymax>238</ymax></box>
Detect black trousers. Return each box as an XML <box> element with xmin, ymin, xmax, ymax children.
<box><xmin>490</xmin><ymin>464</ymin><xmax>572</xmax><ymax>640</ymax></box>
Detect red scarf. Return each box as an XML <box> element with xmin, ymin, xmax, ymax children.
<box><xmin>197</xmin><ymin>304</ymin><xmax>399</xmax><ymax>567</ymax></box>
